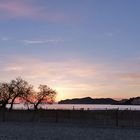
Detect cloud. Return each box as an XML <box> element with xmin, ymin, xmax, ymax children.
<box><xmin>23</xmin><ymin>39</ymin><xmax>65</xmax><ymax>45</ymax></box>
<box><xmin>105</xmin><ymin>30</ymin><xmax>121</xmax><ymax>37</ymax></box>
<box><xmin>0</xmin><ymin>36</ymin><xmax>65</xmax><ymax>45</ymax></box>
<box><xmin>0</xmin><ymin>57</ymin><xmax>111</xmax><ymax>100</ymax></box>
<box><xmin>120</xmin><ymin>57</ymin><xmax>140</xmax><ymax>69</ymax></box>
<box><xmin>0</xmin><ymin>56</ymin><xmax>140</xmax><ymax>100</ymax></box>
<box><xmin>118</xmin><ymin>73</ymin><xmax>140</xmax><ymax>81</ymax></box>
<box><xmin>2</xmin><ymin>57</ymin><xmax>139</xmax><ymax>88</ymax></box>
<box><xmin>0</xmin><ymin>57</ymin><xmax>106</xmax><ymax>93</ymax></box>
<box><xmin>0</xmin><ymin>0</ymin><xmax>65</xmax><ymax>21</ymax></box>
<box><xmin>2</xmin><ymin>57</ymin><xmax>139</xmax><ymax>83</ymax></box>
<box><xmin>127</xmin><ymin>82</ymin><xmax>140</xmax><ymax>87</ymax></box>
<box><xmin>0</xmin><ymin>0</ymin><xmax>39</xmax><ymax>18</ymax></box>
<box><xmin>1</xmin><ymin>37</ymin><xmax>9</xmax><ymax>41</ymax></box>
<box><xmin>106</xmin><ymin>32</ymin><xmax>113</xmax><ymax>37</ymax></box>
<box><xmin>1</xmin><ymin>57</ymin><xmax>98</xmax><ymax>79</ymax></box>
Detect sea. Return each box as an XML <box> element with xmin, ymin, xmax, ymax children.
<box><xmin>6</xmin><ymin>104</ymin><xmax>140</xmax><ymax>110</ymax></box>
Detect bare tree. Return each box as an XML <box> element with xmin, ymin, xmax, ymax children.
<box><xmin>24</xmin><ymin>87</ymin><xmax>35</xmax><ymax>110</ymax></box>
<box><xmin>25</xmin><ymin>85</ymin><xmax>57</xmax><ymax>110</ymax></box>
<box><xmin>0</xmin><ymin>78</ymin><xmax>57</xmax><ymax>110</ymax></box>
<box><xmin>9</xmin><ymin>77</ymin><xmax>33</xmax><ymax>110</ymax></box>
<box><xmin>0</xmin><ymin>82</ymin><xmax>13</xmax><ymax>109</ymax></box>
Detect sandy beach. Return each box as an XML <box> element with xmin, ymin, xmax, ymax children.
<box><xmin>0</xmin><ymin>122</ymin><xmax>140</xmax><ymax>140</ymax></box>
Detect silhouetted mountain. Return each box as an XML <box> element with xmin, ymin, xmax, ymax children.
<box><xmin>123</xmin><ymin>97</ymin><xmax>140</xmax><ymax>105</ymax></box>
<box><xmin>58</xmin><ymin>97</ymin><xmax>140</xmax><ymax>105</ymax></box>
<box><xmin>58</xmin><ymin>97</ymin><xmax>119</xmax><ymax>105</ymax></box>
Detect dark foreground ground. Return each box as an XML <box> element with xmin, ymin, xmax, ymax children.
<box><xmin>0</xmin><ymin>122</ymin><xmax>140</xmax><ymax>140</ymax></box>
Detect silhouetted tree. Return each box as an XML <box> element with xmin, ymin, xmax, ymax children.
<box><xmin>0</xmin><ymin>82</ymin><xmax>12</xmax><ymax>109</ymax></box>
<box><xmin>25</xmin><ymin>85</ymin><xmax>57</xmax><ymax>110</ymax></box>
<box><xmin>9</xmin><ymin>77</ymin><xmax>33</xmax><ymax>110</ymax></box>
<box><xmin>0</xmin><ymin>78</ymin><xmax>57</xmax><ymax>110</ymax></box>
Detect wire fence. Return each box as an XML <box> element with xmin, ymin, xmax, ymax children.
<box><xmin>0</xmin><ymin>109</ymin><xmax>140</xmax><ymax>128</ymax></box>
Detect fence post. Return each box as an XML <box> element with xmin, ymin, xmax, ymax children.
<box><xmin>55</xmin><ymin>110</ymin><xmax>58</xmax><ymax>123</ymax></box>
<box><xmin>2</xmin><ymin>109</ymin><xmax>6</xmax><ymax>122</ymax></box>
<box><xmin>116</xmin><ymin>109</ymin><xmax>119</xmax><ymax>127</ymax></box>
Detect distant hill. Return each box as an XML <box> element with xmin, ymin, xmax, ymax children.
<box><xmin>58</xmin><ymin>97</ymin><xmax>119</xmax><ymax>105</ymax></box>
<box><xmin>123</xmin><ymin>97</ymin><xmax>140</xmax><ymax>105</ymax></box>
<box><xmin>58</xmin><ymin>97</ymin><xmax>140</xmax><ymax>105</ymax></box>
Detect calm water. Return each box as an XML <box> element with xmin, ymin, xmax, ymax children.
<box><xmin>7</xmin><ymin>104</ymin><xmax>140</xmax><ymax>110</ymax></box>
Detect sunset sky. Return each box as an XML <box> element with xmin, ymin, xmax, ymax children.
<box><xmin>0</xmin><ymin>0</ymin><xmax>140</xmax><ymax>101</ymax></box>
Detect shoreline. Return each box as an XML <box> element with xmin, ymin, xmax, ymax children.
<box><xmin>5</xmin><ymin>103</ymin><xmax>140</xmax><ymax>111</ymax></box>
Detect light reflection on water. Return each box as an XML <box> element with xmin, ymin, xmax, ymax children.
<box><xmin>6</xmin><ymin>104</ymin><xmax>140</xmax><ymax>110</ymax></box>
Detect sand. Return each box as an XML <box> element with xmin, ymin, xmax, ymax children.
<box><xmin>0</xmin><ymin>122</ymin><xmax>140</xmax><ymax>140</ymax></box>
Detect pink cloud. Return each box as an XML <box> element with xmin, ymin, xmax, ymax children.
<box><xmin>118</xmin><ymin>73</ymin><xmax>140</xmax><ymax>81</ymax></box>
<box><xmin>0</xmin><ymin>0</ymin><xmax>65</xmax><ymax>21</ymax></box>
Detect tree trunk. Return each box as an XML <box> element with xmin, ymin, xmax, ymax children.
<box><xmin>9</xmin><ymin>96</ymin><xmax>17</xmax><ymax>110</ymax></box>
<box><xmin>1</xmin><ymin>102</ymin><xmax>7</xmax><ymax>110</ymax></box>
<box><xmin>34</xmin><ymin>102</ymin><xmax>40</xmax><ymax>110</ymax></box>
<box><xmin>34</xmin><ymin>104</ymin><xmax>38</xmax><ymax>110</ymax></box>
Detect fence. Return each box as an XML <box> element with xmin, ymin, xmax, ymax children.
<box><xmin>0</xmin><ymin>109</ymin><xmax>140</xmax><ymax>128</ymax></box>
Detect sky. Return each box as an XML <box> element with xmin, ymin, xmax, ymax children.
<box><xmin>0</xmin><ymin>0</ymin><xmax>140</xmax><ymax>101</ymax></box>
